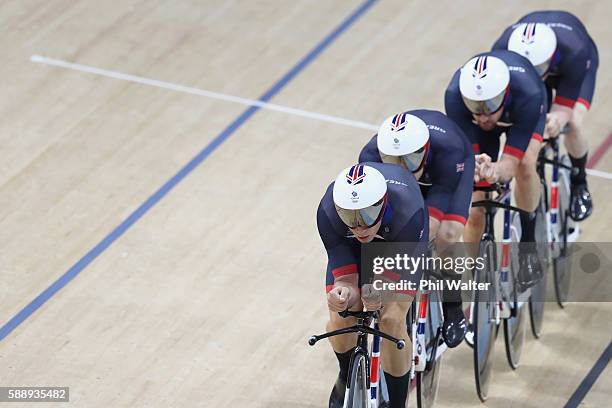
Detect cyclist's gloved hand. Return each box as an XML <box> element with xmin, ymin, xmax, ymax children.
<box><xmin>327</xmin><ymin>286</ymin><xmax>351</xmax><ymax>312</ymax></box>
<box><xmin>361</xmin><ymin>284</ymin><xmax>382</xmax><ymax>311</ymax></box>
<box><xmin>545</xmin><ymin>113</ymin><xmax>562</xmax><ymax>139</ymax></box>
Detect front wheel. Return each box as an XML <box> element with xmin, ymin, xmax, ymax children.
<box><xmin>553</xmin><ymin>155</ymin><xmax>573</xmax><ymax>308</ymax></box>
<box><xmin>346</xmin><ymin>353</ymin><xmax>369</xmax><ymax>408</ymax></box>
<box><xmin>529</xmin><ymin>191</ymin><xmax>548</xmax><ymax>338</ymax></box>
<box><xmin>503</xmin><ymin>212</ymin><xmax>527</xmax><ymax>369</ymax></box>
<box><xmin>473</xmin><ymin>238</ymin><xmax>497</xmax><ymax>402</ymax></box>
<box><xmin>416</xmin><ymin>291</ymin><xmax>444</xmax><ymax>408</ymax></box>
<box><xmin>552</xmin><ymin>210</ymin><xmax>571</xmax><ymax>308</ymax></box>
<box><xmin>503</xmin><ymin>302</ymin><xmax>527</xmax><ymax>369</ymax></box>
<box><xmin>416</xmin><ymin>364</ymin><xmax>442</xmax><ymax>408</ymax></box>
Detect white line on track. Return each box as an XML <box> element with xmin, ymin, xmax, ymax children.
<box><xmin>31</xmin><ymin>54</ymin><xmax>612</xmax><ymax>180</ymax></box>
<box><xmin>30</xmin><ymin>55</ymin><xmax>378</xmax><ymax>131</ymax></box>
<box><xmin>586</xmin><ymin>168</ymin><xmax>612</xmax><ymax>180</ymax></box>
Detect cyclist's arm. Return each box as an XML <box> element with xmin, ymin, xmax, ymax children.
<box><xmin>317</xmin><ymin>204</ymin><xmax>360</xmax><ymax>306</ymax></box>
<box><xmin>494</xmin><ymin>91</ymin><xmax>547</xmax><ymax>182</ymax></box>
<box><xmin>490</xmin><ymin>27</ymin><xmax>512</xmax><ymax>51</ymax></box>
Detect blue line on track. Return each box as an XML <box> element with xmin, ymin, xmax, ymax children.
<box><xmin>564</xmin><ymin>341</ymin><xmax>612</xmax><ymax>407</ymax></box>
<box><xmin>0</xmin><ymin>0</ymin><xmax>379</xmax><ymax>342</ymax></box>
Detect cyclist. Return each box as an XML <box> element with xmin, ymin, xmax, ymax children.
<box><xmin>317</xmin><ymin>162</ymin><xmax>428</xmax><ymax>408</ymax></box>
<box><xmin>492</xmin><ymin>11</ymin><xmax>598</xmax><ymax>221</ymax></box>
<box><xmin>358</xmin><ymin>110</ymin><xmax>475</xmax><ymax>348</ymax></box>
<box><xmin>445</xmin><ymin>51</ymin><xmax>548</xmax><ymax>288</ymax></box>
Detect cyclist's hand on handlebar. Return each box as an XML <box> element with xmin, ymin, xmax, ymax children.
<box><xmin>474</xmin><ymin>154</ymin><xmax>488</xmax><ymax>182</ymax></box>
<box><xmin>545</xmin><ymin>113</ymin><xmax>562</xmax><ymax>139</ymax></box>
<box><xmin>474</xmin><ymin>154</ymin><xmax>499</xmax><ymax>183</ymax></box>
<box><xmin>361</xmin><ymin>284</ymin><xmax>382</xmax><ymax>311</ymax></box>
<box><xmin>327</xmin><ymin>286</ymin><xmax>352</xmax><ymax>312</ymax></box>
<box><xmin>475</xmin><ymin>153</ymin><xmax>492</xmax><ymax>167</ymax></box>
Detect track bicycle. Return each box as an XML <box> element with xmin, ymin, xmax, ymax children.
<box><xmin>309</xmin><ymin>286</ymin><xmax>446</xmax><ymax>408</ymax></box>
<box><xmin>467</xmin><ymin>182</ymin><xmax>531</xmax><ymax>401</ymax></box>
<box><xmin>309</xmin><ymin>309</ymin><xmax>405</xmax><ymax>407</ymax></box>
<box><xmin>407</xmin><ymin>268</ymin><xmax>446</xmax><ymax>408</ymax></box>
<box><xmin>537</xmin><ymin>136</ymin><xmax>580</xmax><ymax>309</ymax></box>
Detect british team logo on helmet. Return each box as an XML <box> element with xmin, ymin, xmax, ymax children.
<box><xmin>390</xmin><ymin>112</ymin><xmax>408</xmax><ymax>132</ymax></box>
<box><xmin>521</xmin><ymin>23</ymin><xmax>537</xmax><ymax>45</ymax></box>
<box><xmin>346</xmin><ymin>164</ymin><xmax>366</xmax><ymax>185</ymax></box>
<box><xmin>472</xmin><ymin>56</ymin><xmax>488</xmax><ymax>79</ymax></box>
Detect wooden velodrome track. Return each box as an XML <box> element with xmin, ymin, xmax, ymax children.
<box><xmin>0</xmin><ymin>1</ymin><xmax>610</xmax><ymax>407</ymax></box>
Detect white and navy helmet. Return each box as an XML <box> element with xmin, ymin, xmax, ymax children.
<box><xmin>459</xmin><ymin>55</ymin><xmax>510</xmax><ymax>115</ymax></box>
<box><xmin>333</xmin><ymin>164</ymin><xmax>387</xmax><ymax>228</ymax></box>
<box><xmin>377</xmin><ymin>113</ymin><xmax>430</xmax><ymax>173</ymax></box>
<box><xmin>508</xmin><ymin>23</ymin><xmax>557</xmax><ymax>76</ymax></box>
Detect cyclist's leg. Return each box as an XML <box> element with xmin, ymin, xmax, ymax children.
<box><xmin>514</xmin><ymin>136</ymin><xmax>542</xmax><ymax>216</ymax></box>
<box><xmin>514</xmin><ymin>136</ymin><xmax>545</xmax><ymax>287</ymax></box>
<box><xmin>437</xmin><ymin>219</ymin><xmax>467</xmax><ymax>347</ymax></box>
<box><xmin>564</xmin><ymin>39</ymin><xmax>598</xmax><ymax>220</ymax></box>
<box><xmin>565</xmin><ymin>103</ymin><xmax>589</xmax><ymax>158</ymax></box>
<box><xmin>464</xmin><ymin>191</ymin><xmax>485</xmax><ymax>245</ymax></box>
<box><xmin>326</xmin><ymin>309</ymin><xmax>359</xmax><ymax>352</ymax></box>
<box><xmin>436</xmin><ymin>164</ymin><xmax>472</xmax><ymax>346</ymax></box>
<box><xmin>564</xmin><ymin>38</ymin><xmax>598</xmax><ymax>162</ymax></box>
<box><xmin>515</xmin><ymin>82</ymin><xmax>546</xmax><ymax>218</ymax></box>
<box><xmin>379</xmin><ymin>299</ymin><xmax>413</xmax><ymax>408</ymax></box>
<box><xmin>436</xmin><ymin>220</ymin><xmax>464</xmax><ymax>249</ymax></box>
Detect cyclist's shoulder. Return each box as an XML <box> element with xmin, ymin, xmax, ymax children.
<box><xmin>487</xmin><ymin>49</ymin><xmax>531</xmax><ymax>71</ymax></box>
<box><xmin>445</xmin><ymin>68</ymin><xmax>462</xmax><ymax>93</ymax></box>
<box><xmin>520</xmin><ymin>11</ymin><xmax>591</xmax><ymax>47</ymax></box>
<box><xmin>427</xmin><ymin>125</ymin><xmax>468</xmax><ymax>159</ymax></box>
<box><xmin>519</xmin><ymin>10</ymin><xmax>585</xmax><ymax>30</ymax></box>
<box><xmin>367</xmin><ymin>162</ymin><xmax>416</xmax><ymax>187</ymax></box>
<box><xmin>499</xmin><ymin>53</ymin><xmax>545</xmax><ymax>98</ymax></box>
<box><xmin>318</xmin><ymin>182</ymin><xmax>334</xmax><ymax>216</ymax></box>
<box><xmin>408</xmin><ymin>109</ymin><xmax>448</xmax><ymax>127</ymax></box>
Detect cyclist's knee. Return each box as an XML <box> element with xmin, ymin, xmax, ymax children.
<box><xmin>437</xmin><ymin>220</ymin><xmax>464</xmax><ymax>246</ymax></box>
<box><xmin>327</xmin><ymin>311</ymin><xmax>356</xmax><ymax>331</ymax></box>
<box><xmin>517</xmin><ymin>144</ymin><xmax>540</xmax><ymax>180</ymax></box>
<box><xmin>468</xmin><ymin>207</ymin><xmax>485</xmax><ymax>227</ymax></box>
<box><xmin>379</xmin><ymin>302</ymin><xmax>410</xmax><ymax>334</ymax></box>
<box><xmin>569</xmin><ymin>103</ymin><xmax>588</xmax><ymax>130</ymax></box>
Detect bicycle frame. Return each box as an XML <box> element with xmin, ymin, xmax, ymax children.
<box><xmin>369</xmin><ymin>322</ymin><xmax>381</xmax><ymax>406</ymax></box>
<box><xmin>471</xmin><ymin>185</ymin><xmax>528</xmax><ymax>322</ymax></box>
<box><xmin>412</xmin><ymin>292</ymin><xmax>429</xmax><ymax>374</ymax></box>
<box><xmin>538</xmin><ymin>138</ymin><xmax>580</xmax><ymax>248</ymax></box>
<box><xmin>500</xmin><ymin>189</ymin><xmax>513</xmax><ymax>320</ymax></box>
<box><xmin>308</xmin><ymin>310</ymin><xmax>405</xmax><ymax>408</ymax></box>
